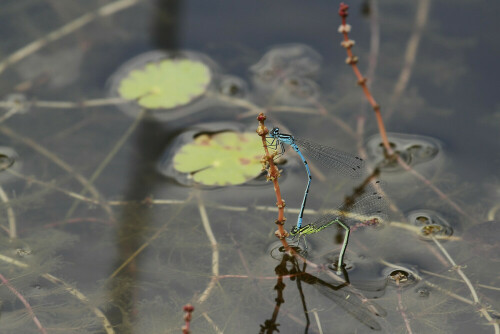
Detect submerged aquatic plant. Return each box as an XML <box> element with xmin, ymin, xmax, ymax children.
<box><xmin>0</xmin><ymin>1</ymin><xmax>498</xmax><ymax>333</ymax></box>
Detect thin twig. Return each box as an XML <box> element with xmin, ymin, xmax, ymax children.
<box><xmin>268</xmin><ymin>105</ymin><xmax>322</xmax><ymax>115</ymax></box>
<box><xmin>0</xmin><ymin>98</ymin><xmax>128</xmax><ymax>110</ymax></box>
<box><xmin>65</xmin><ymin>109</ymin><xmax>146</xmax><ymax>218</ymax></box>
<box><xmin>0</xmin><ymin>272</ymin><xmax>48</xmax><ymax>334</ymax></box>
<box><xmin>201</xmin><ymin>312</ymin><xmax>223</xmax><ymax>334</ymax></box>
<box><xmin>42</xmin><ymin>273</ymin><xmax>115</xmax><ymax>334</ymax></box>
<box><xmin>0</xmin><ymin>256</ymin><xmax>115</xmax><ymax>334</ymax></box>
<box><xmin>420</xmin><ymin>269</ymin><xmax>500</xmax><ymax>292</ymax></box>
<box><xmin>108</xmin><ymin>194</ymin><xmax>193</xmax><ymax>279</ymax></box>
<box><xmin>311</xmin><ymin>309</ymin><xmax>324</xmax><ymax>334</ymax></box>
<box><xmin>487</xmin><ymin>204</ymin><xmax>500</xmax><ymax>221</ymax></box>
<box><xmin>397</xmin><ymin>284</ymin><xmax>413</xmax><ymax>334</ymax></box>
<box><xmin>7</xmin><ymin>169</ymin><xmax>101</xmax><ymax>204</ymax></box>
<box><xmin>414</xmin><ymin>237</ymin><xmax>499</xmax><ymax>334</ymax></box>
<box><xmin>396</xmin><ymin>155</ymin><xmax>475</xmax><ymax>222</ymax></box>
<box><xmin>0</xmin><ymin>125</ymin><xmax>114</xmax><ymax>219</ymax></box>
<box><xmin>0</xmin><ymin>0</ymin><xmax>142</xmax><ymax>75</ymax></box>
<box><xmin>429</xmin><ymin>242</ymin><xmax>500</xmax><ymax>334</ymax></box>
<box><xmin>8</xmin><ymin>168</ymin><xmax>189</xmax><ymax>209</ymax></box>
<box><xmin>0</xmin><ymin>106</ymin><xmax>22</xmax><ymax>124</ymax></box>
<box><xmin>431</xmin><ymin>236</ymin><xmax>479</xmax><ymax>302</ymax></box>
<box><xmin>1</xmin><ymin>97</ymin><xmax>128</xmax><ymax>110</ymax></box>
<box><xmin>5</xmin><ymin>167</ymin><xmax>315</xmax><ymax>215</ymax></box>
<box><xmin>195</xmin><ymin>192</ymin><xmax>219</xmax><ymax>305</ymax></box>
<box><xmin>210</xmin><ymin>92</ymin><xmax>265</xmax><ymax>115</ymax></box>
<box><xmin>0</xmin><ymin>185</ymin><xmax>16</xmax><ymax>239</ymax></box>
<box><xmin>312</xmin><ymin>100</ymin><xmax>357</xmax><ymax>138</ymax></box>
<box><xmin>386</xmin><ymin>0</ymin><xmax>431</xmax><ymax>119</ymax></box>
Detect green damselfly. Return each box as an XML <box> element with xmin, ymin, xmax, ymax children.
<box><xmin>290</xmin><ymin>181</ymin><xmax>388</xmax><ymax>274</ymax></box>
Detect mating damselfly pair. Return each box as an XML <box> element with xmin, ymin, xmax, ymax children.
<box><xmin>267</xmin><ymin>127</ymin><xmax>387</xmax><ymax>273</ymax></box>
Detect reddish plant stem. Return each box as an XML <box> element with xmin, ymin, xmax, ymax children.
<box><xmin>182</xmin><ymin>304</ymin><xmax>194</xmax><ymax>334</ymax></box>
<box><xmin>0</xmin><ymin>272</ymin><xmax>48</xmax><ymax>334</ymax></box>
<box><xmin>338</xmin><ymin>3</ymin><xmax>393</xmax><ymax>156</ymax></box>
<box><xmin>230</xmin><ymin>236</ymin><xmax>310</xmax><ymax>329</ymax></box>
<box><xmin>256</xmin><ymin>113</ymin><xmax>291</xmax><ymax>252</ymax></box>
<box><xmin>396</xmin><ymin>284</ymin><xmax>414</xmax><ymax>334</ymax></box>
<box><xmin>339</xmin><ymin>3</ymin><xmax>475</xmax><ymax>223</ymax></box>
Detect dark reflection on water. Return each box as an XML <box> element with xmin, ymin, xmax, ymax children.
<box><xmin>107</xmin><ymin>1</ymin><xmax>182</xmax><ymax>332</ymax></box>
<box><xmin>107</xmin><ymin>118</ymin><xmax>173</xmax><ymax>332</ymax></box>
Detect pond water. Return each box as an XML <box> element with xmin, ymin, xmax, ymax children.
<box><xmin>0</xmin><ymin>0</ymin><xmax>499</xmax><ymax>333</ymax></box>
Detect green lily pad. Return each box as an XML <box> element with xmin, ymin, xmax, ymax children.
<box><xmin>173</xmin><ymin>132</ymin><xmax>267</xmax><ymax>186</ymax></box>
<box><xmin>118</xmin><ymin>59</ymin><xmax>211</xmax><ymax>109</ymax></box>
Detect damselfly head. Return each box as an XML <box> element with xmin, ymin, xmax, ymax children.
<box><xmin>270</xmin><ymin>127</ymin><xmax>280</xmax><ymax>137</ymax></box>
<box><xmin>290</xmin><ymin>226</ymin><xmax>299</xmax><ymax>235</ymax></box>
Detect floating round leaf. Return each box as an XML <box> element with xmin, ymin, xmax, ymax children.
<box><xmin>118</xmin><ymin>59</ymin><xmax>211</xmax><ymax>109</ymax></box>
<box><xmin>173</xmin><ymin>132</ymin><xmax>264</xmax><ymax>186</ymax></box>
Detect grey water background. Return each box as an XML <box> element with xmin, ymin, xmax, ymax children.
<box><xmin>0</xmin><ymin>0</ymin><xmax>499</xmax><ymax>333</ymax></box>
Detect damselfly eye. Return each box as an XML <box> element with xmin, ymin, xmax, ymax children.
<box><xmin>290</xmin><ymin>226</ymin><xmax>298</xmax><ymax>235</ymax></box>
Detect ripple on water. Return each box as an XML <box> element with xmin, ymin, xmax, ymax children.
<box><xmin>217</xmin><ymin>75</ymin><xmax>248</xmax><ymax>98</ymax></box>
<box><xmin>415</xmin><ymin>286</ymin><xmax>431</xmax><ymax>298</ymax></box>
<box><xmin>365</xmin><ymin>133</ymin><xmax>442</xmax><ymax>173</ymax></box>
<box><xmin>407</xmin><ymin>210</ymin><xmax>454</xmax><ymax>240</ymax></box>
<box><xmin>321</xmin><ymin>251</ymin><xmax>389</xmax><ymax>299</ymax></box>
<box><xmin>250</xmin><ymin>44</ymin><xmax>322</xmax><ymax>105</ymax></box>
<box><xmin>464</xmin><ymin>220</ymin><xmax>500</xmax><ymax>262</ymax></box>
<box><xmin>381</xmin><ymin>264</ymin><xmax>419</xmax><ymax>287</ymax></box>
<box><xmin>0</xmin><ymin>147</ymin><xmax>21</xmax><ymax>182</ymax></box>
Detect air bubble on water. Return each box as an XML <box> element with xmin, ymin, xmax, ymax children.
<box><xmin>249</xmin><ymin>44</ymin><xmax>322</xmax><ymax>105</ymax></box>
<box><xmin>279</xmin><ymin>76</ymin><xmax>320</xmax><ymax>105</ymax></box>
<box><xmin>0</xmin><ymin>147</ymin><xmax>21</xmax><ymax>182</ymax></box>
<box><xmin>250</xmin><ymin>44</ymin><xmax>322</xmax><ymax>82</ymax></box>
<box><xmin>382</xmin><ymin>264</ymin><xmax>419</xmax><ymax>287</ymax></box>
<box><xmin>365</xmin><ymin>133</ymin><xmax>441</xmax><ymax>173</ymax></box>
<box><xmin>415</xmin><ymin>287</ymin><xmax>430</xmax><ymax>298</ymax></box>
<box><xmin>408</xmin><ymin>210</ymin><xmax>454</xmax><ymax>240</ymax></box>
<box><xmin>5</xmin><ymin>94</ymin><xmax>30</xmax><ymax>113</ymax></box>
<box><xmin>268</xmin><ymin>239</ymin><xmax>306</xmax><ymax>261</ymax></box>
<box><xmin>217</xmin><ymin>75</ymin><xmax>248</xmax><ymax>98</ymax></box>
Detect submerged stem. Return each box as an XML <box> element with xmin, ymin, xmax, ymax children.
<box><xmin>196</xmin><ymin>192</ymin><xmax>219</xmax><ymax>305</ymax></box>
<box><xmin>65</xmin><ymin>109</ymin><xmax>146</xmax><ymax>219</ymax></box>
<box><xmin>0</xmin><ymin>0</ymin><xmax>142</xmax><ymax>76</ymax></box>
<box><xmin>0</xmin><ymin>185</ymin><xmax>16</xmax><ymax>239</ymax></box>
